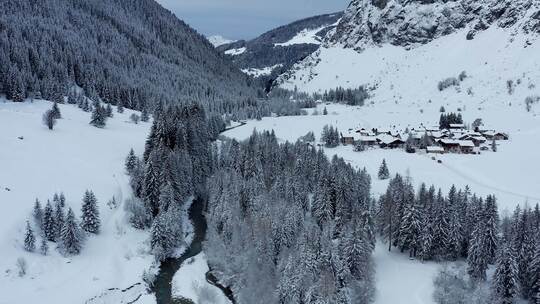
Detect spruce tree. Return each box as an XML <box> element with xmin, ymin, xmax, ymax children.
<box><xmin>32</xmin><ymin>199</ymin><xmax>43</xmax><ymax>231</ymax></box>
<box><xmin>40</xmin><ymin>238</ymin><xmax>49</xmax><ymax>255</ymax></box>
<box><xmin>530</xmin><ymin>239</ymin><xmax>540</xmax><ymax>304</ymax></box>
<box><xmin>468</xmin><ymin>220</ymin><xmax>488</xmax><ymax>281</ymax></box>
<box><xmin>51</xmin><ymin>102</ymin><xmax>61</xmax><ymax>119</ymax></box>
<box><xmin>42</xmin><ymin>201</ymin><xmax>56</xmax><ymax>241</ymax></box>
<box><xmin>59</xmin><ymin>192</ymin><xmax>66</xmax><ymax>208</ymax></box>
<box><xmin>105</xmin><ymin>103</ymin><xmax>113</xmax><ymax>118</ymax></box>
<box><xmin>484</xmin><ymin>195</ymin><xmax>499</xmax><ymax>263</ymax></box>
<box><xmin>150</xmin><ymin>213</ymin><xmax>174</xmax><ymax>261</ymax></box>
<box><xmin>90</xmin><ymin>103</ymin><xmax>107</xmax><ymax>128</ymax></box>
<box><xmin>141</xmin><ymin>108</ymin><xmax>150</xmax><ymax>122</ymax></box>
<box><xmin>81</xmin><ymin>190</ymin><xmax>101</xmax><ymax>234</ymax></box>
<box><xmin>117</xmin><ymin>102</ymin><xmax>124</xmax><ymax>113</ymax></box>
<box><xmin>125</xmin><ymin>148</ymin><xmax>138</xmax><ymax>174</ymax></box>
<box><xmin>492</xmin><ymin>243</ymin><xmax>518</xmax><ymax>304</ymax></box>
<box><xmin>23</xmin><ymin>221</ymin><xmax>36</xmax><ymax>252</ymax></box>
<box><xmin>60</xmin><ymin>208</ymin><xmax>82</xmax><ymax>255</ymax></box>
<box><xmin>378</xmin><ymin>159</ymin><xmax>390</xmax><ymax>180</ymax></box>
<box><xmin>54</xmin><ymin>201</ymin><xmax>65</xmax><ymax>239</ymax></box>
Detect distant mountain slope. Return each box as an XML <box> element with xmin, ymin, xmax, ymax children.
<box><xmin>208</xmin><ymin>35</ymin><xmax>236</xmax><ymax>47</ymax></box>
<box><xmin>216</xmin><ymin>12</ymin><xmax>343</xmax><ymax>90</ymax></box>
<box><xmin>0</xmin><ymin>0</ymin><xmax>257</xmax><ymax>111</ymax></box>
<box><xmin>276</xmin><ymin>0</ymin><xmax>540</xmax><ymax>102</ymax></box>
<box><xmin>330</xmin><ymin>0</ymin><xmax>540</xmax><ymax>50</ymax></box>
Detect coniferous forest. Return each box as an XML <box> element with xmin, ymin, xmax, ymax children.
<box><xmin>123</xmin><ymin>106</ymin><xmax>540</xmax><ymax>304</ymax></box>
<box><xmin>3</xmin><ymin>0</ymin><xmax>540</xmax><ymax>303</ymax></box>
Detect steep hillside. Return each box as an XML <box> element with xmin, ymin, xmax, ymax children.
<box><xmin>0</xmin><ymin>0</ymin><xmax>256</xmax><ymax>110</ymax></box>
<box><xmin>216</xmin><ymin>12</ymin><xmax>343</xmax><ymax>89</ymax></box>
<box><xmin>277</xmin><ymin>0</ymin><xmax>540</xmax><ymax>108</ymax></box>
<box><xmin>330</xmin><ymin>0</ymin><xmax>540</xmax><ymax>50</ymax></box>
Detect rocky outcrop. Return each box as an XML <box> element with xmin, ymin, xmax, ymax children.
<box><xmin>329</xmin><ymin>0</ymin><xmax>540</xmax><ymax>50</ymax></box>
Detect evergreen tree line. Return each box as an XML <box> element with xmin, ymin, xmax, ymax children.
<box><xmin>204</xmin><ymin>131</ymin><xmax>376</xmax><ymax>304</ymax></box>
<box><xmin>321</xmin><ymin>125</ymin><xmax>340</xmax><ymax>148</ymax></box>
<box><xmin>313</xmin><ymin>86</ymin><xmax>370</xmax><ymax>106</ymax></box>
<box><xmin>377</xmin><ymin>174</ymin><xmax>540</xmax><ymax>303</ymax></box>
<box><xmin>25</xmin><ymin>191</ymin><xmax>100</xmax><ymax>256</ymax></box>
<box><xmin>125</xmin><ymin>104</ymin><xmax>219</xmax><ymax>260</ymax></box>
<box><xmin>439</xmin><ymin>112</ymin><xmax>464</xmax><ymax>129</ymax></box>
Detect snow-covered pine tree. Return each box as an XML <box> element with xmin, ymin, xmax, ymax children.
<box><xmin>117</xmin><ymin>101</ymin><xmax>124</xmax><ymax>113</ymax></box>
<box><xmin>90</xmin><ymin>103</ymin><xmax>107</xmax><ymax>128</ymax></box>
<box><xmin>59</xmin><ymin>192</ymin><xmax>66</xmax><ymax>208</ymax></box>
<box><xmin>39</xmin><ymin>238</ymin><xmax>48</xmax><ymax>255</ymax></box>
<box><xmin>42</xmin><ymin>109</ymin><xmax>57</xmax><ymax>130</ymax></box>
<box><xmin>141</xmin><ymin>108</ymin><xmax>150</xmax><ymax>122</ymax></box>
<box><xmin>81</xmin><ymin>190</ymin><xmax>101</xmax><ymax>234</ymax></box>
<box><xmin>51</xmin><ymin>102</ymin><xmax>61</xmax><ymax>119</ymax></box>
<box><xmin>54</xmin><ymin>201</ymin><xmax>65</xmax><ymax>239</ymax></box>
<box><xmin>378</xmin><ymin>159</ymin><xmax>390</xmax><ymax>180</ymax></box>
<box><xmin>468</xmin><ymin>220</ymin><xmax>489</xmax><ymax>281</ymax></box>
<box><xmin>529</xmin><ymin>236</ymin><xmax>540</xmax><ymax>304</ymax></box>
<box><xmin>143</xmin><ymin>150</ymin><xmax>164</xmax><ymax>217</ymax></box>
<box><xmin>492</xmin><ymin>243</ymin><xmax>518</xmax><ymax>304</ymax></box>
<box><xmin>60</xmin><ymin>208</ymin><xmax>82</xmax><ymax>255</ymax></box>
<box><xmin>125</xmin><ymin>148</ymin><xmax>139</xmax><ymax>174</ymax></box>
<box><xmin>23</xmin><ymin>221</ymin><xmax>36</xmax><ymax>252</ymax></box>
<box><xmin>431</xmin><ymin>190</ymin><xmax>450</xmax><ymax>258</ymax></box>
<box><xmin>53</xmin><ymin>193</ymin><xmax>60</xmax><ymax>204</ymax></box>
<box><xmin>105</xmin><ymin>103</ymin><xmax>113</xmax><ymax>118</ymax></box>
<box><xmin>312</xmin><ymin>171</ymin><xmax>334</xmax><ymax>226</ymax></box>
<box><xmin>150</xmin><ymin>213</ymin><xmax>174</xmax><ymax>261</ymax></box>
<box><xmin>484</xmin><ymin>195</ymin><xmax>499</xmax><ymax>263</ymax></box>
<box><xmin>42</xmin><ymin>201</ymin><xmax>56</xmax><ymax>241</ymax></box>
<box><xmin>32</xmin><ymin>199</ymin><xmax>43</xmax><ymax>232</ymax></box>
<box><xmin>398</xmin><ymin>197</ymin><xmax>423</xmax><ymax>257</ymax></box>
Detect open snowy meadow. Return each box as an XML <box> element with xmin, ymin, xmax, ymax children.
<box><xmin>0</xmin><ymin>100</ymin><xmax>156</xmax><ymax>304</ymax></box>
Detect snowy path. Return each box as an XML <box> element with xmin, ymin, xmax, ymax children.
<box><xmin>373</xmin><ymin>242</ymin><xmax>439</xmax><ymax>304</ymax></box>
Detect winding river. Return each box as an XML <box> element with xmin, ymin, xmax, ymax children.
<box><xmin>152</xmin><ymin>198</ymin><xmax>235</xmax><ymax>304</ymax></box>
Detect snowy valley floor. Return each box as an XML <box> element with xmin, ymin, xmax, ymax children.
<box><xmin>0</xmin><ymin>100</ymin><xmax>155</xmax><ymax>304</ymax></box>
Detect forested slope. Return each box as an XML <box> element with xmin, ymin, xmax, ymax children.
<box><xmin>0</xmin><ymin>0</ymin><xmax>258</xmax><ymax>112</ymax></box>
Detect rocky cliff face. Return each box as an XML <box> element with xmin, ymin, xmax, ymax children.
<box><xmin>329</xmin><ymin>0</ymin><xmax>540</xmax><ymax>50</ymax></box>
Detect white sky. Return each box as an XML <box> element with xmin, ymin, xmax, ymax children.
<box><xmin>156</xmin><ymin>0</ymin><xmax>350</xmax><ymax>39</ymax></box>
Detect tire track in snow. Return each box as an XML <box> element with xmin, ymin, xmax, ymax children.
<box><xmin>438</xmin><ymin>160</ymin><xmax>540</xmax><ymax>202</ymax></box>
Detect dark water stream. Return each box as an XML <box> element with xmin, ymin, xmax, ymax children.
<box><xmin>152</xmin><ymin>198</ymin><xmax>235</xmax><ymax>304</ymax></box>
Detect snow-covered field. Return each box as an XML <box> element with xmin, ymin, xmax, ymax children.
<box><xmin>274</xmin><ymin>26</ymin><xmax>326</xmax><ymax>47</ymax></box>
<box><xmin>172</xmin><ymin>253</ymin><xmax>230</xmax><ymax>304</ymax></box>
<box><xmin>224</xmin><ymin>47</ymin><xmax>247</xmax><ymax>56</ymax></box>
<box><xmin>242</xmin><ymin>64</ymin><xmax>283</xmax><ymax>78</ymax></box>
<box><xmin>0</xmin><ymin>100</ymin><xmax>155</xmax><ymax>304</ymax></box>
<box><xmin>208</xmin><ymin>35</ymin><xmax>236</xmax><ymax>47</ymax></box>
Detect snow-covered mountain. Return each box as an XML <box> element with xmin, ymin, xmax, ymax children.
<box><xmin>207</xmin><ymin>35</ymin><xmax>236</xmax><ymax>47</ymax></box>
<box><xmin>216</xmin><ymin>12</ymin><xmax>343</xmax><ymax>87</ymax></box>
<box><xmin>330</xmin><ymin>0</ymin><xmax>540</xmax><ymax>50</ymax></box>
<box><xmin>276</xmin><ymin>0</ymin><xmax>540</xmax><ymax>107</ymax></box>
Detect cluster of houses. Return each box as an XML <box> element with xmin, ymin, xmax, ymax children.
<box><xmin>341</xmin><ymin>123</ymin><xmax>509</xmax><ymax>155</ymax></box>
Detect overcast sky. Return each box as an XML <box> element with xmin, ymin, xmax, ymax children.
<box><xmin>156</xmin><ymin>0</ymin><xmax>350</xmax><ymax>40</ymax></box>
